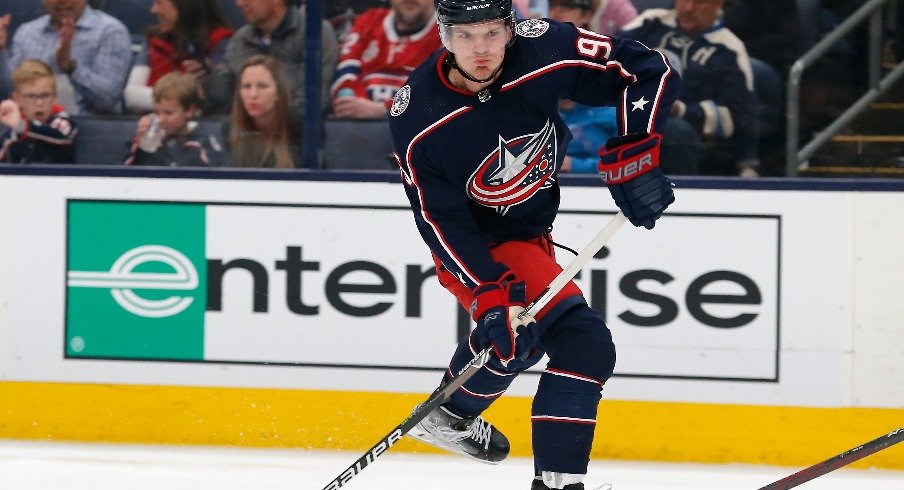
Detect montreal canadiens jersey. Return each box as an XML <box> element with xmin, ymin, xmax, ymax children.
<box><xmin>389</xmin><ymin>18</ymin><xmax>679</xmax><ymax>289</ymax></box>
<box><xmin>331</xmin><ymin>8</ymin><xmax>442</xmax><ymax>103</ymax></box>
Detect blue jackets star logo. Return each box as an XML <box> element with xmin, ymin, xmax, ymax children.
<box><xmin>467</xmin><ymin>120</ymin><xmax>557</xmax><ymax>214</ymax></box>
<box><xmin>632</xmin><ymin>96</ymin><xmax>649</xmax><ymax>111</ymax></box>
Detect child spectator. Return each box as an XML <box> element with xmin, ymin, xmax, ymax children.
<box><xmin>226</xmin><ymin>55</ymin><xmax>300</xmax><ymax>168</ymax></box>
<box><xmin>124</xmin><ymin>0</ymin><xmax>233</xmax><ymax>114</ymax></box>
<box><xmin>331</xmin><ymin>0</ymin><xmax>441</xmax><ymax>119</ymax></box>
<box><xmin>0</xmin><ymin>59</ymin><xmax>76</xmax><ymax>163</ymax></box>
<box><xmin>125</xmin><ymin>72</ymin><xmax>223</xmax><ymax>167</ymax></box>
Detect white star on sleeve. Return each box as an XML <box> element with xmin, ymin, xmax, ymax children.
<box><xmin>631</xmin><ymin>96</ymin><xmax>649</xmax><ymax>112</ymax></box>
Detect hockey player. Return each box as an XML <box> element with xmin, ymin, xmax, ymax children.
<box><xmin>331</xmin><ymin>0</ymin><xmax>442</xmax><ymax>119</ymax></box>
<box><xmin>389</xmin><ymin>1</ymin><xmax>679</xmax><ymax>488</ymax></box>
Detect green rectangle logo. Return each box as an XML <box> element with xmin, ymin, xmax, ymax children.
<box><xmin>66</xmin><ymin>201</ymin><xmax>207</xmax><ymax>360</ymax></box>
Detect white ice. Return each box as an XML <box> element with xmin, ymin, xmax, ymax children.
<box><xmin>1</xmin><ymin>439</ymin><xmax>902</xmax><ymax>490</ymax></box>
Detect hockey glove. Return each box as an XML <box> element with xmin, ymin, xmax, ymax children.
<box><xmin>598</xmin><ymin>133</ymin><xmax>675</xmax><ymax>229</ymax></box>
<box><xmin>470</xmin><ymin>271</ymin><xmax>539</xmax><ymax>366</ymax></box>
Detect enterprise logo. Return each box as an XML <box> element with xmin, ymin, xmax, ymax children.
<box><xmin>67</xmin><ymin>245</ymin><xmax>199</xmax><ymax>318</ymax></box>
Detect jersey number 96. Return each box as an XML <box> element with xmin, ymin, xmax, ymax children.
<box><xmin>576</xmin><ymin>27</ymin><xmax>612</xmax><ymax>60</ymax></box>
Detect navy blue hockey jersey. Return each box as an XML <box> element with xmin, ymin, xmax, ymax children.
<box><xmin>389</xmin><ymin>18</ymin><xmax>679</xmax><ymax>289</ymax></box>
<box><xmin>0</xmin><ymin>105</ymin><xmax>76</xmax><ymax>164</ymax></box>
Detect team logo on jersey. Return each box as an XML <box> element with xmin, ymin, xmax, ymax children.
<box><xmin>390</xmin><ymin>85</ymin><xmax>411</xmax><ymax>116</ymax></box>
<box><xmin>515</xmin><ymin>19</ymin><xmax>549</xmax><ymax>38</ymax></box>
<box><xmin>467</xmin><ymin>120</ymin><xmax>557</xmax><ymax>215</ymax></box>
<box><xmin>362</xmin><ymin>40</ymin><xmax>380</xmax><ymax>63</ymax></box>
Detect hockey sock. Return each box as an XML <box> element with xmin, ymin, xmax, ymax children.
<box><xmin>531</xmin><ymin>306</ymin><xmax>615</xmax><ymax>475</ymax></box>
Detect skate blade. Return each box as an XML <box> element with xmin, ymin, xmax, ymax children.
<box><xmin>405</xmin><ymin>428</ymin><xmax>502</xmax><ymax>465</ymax></box>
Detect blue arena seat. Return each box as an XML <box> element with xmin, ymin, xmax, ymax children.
<box><xmin>750</xmin><ymin>58</ymin><xmax>783</xmax><ymax>138</ymax></box>
<box><xmin>101</xmin><ymin>0</ymin><xmax>156</xmax><ymax>36</ymax></box>
<box><xmin>0</xmin><ymin>0</ymin><xmax>46</xmax><ymax>37</ymax></box>
<box><xmin>796</xmin><ymin>0</ymin><xmax>822</xmax><ymax>49</ymax></box>
<box><xmin>631</xmin><ymin>0</ymin><xmax>674</xmax><ymax>12</ymax></box>
<box><xmin>72</xmin><ymin>115</ymin><xmax>140</xmax><ymax>165</ymax></box>
<box><xmin>323</xmin><ymin>118</ymin><xmax>396</xmax><ymax>170</ymax></box>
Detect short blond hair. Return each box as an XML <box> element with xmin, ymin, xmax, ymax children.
<box><xmin>11</xmin><ymin>59</ymin><xmax>55</xmax><ymax>91</ymax></box>
<box><xmin>152</xmin><ymin>72</ymin><xmax>204</xmax><ymax>109</ymax></box>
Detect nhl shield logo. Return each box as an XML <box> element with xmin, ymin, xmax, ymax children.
<box><xmin>390</xmin><ymin>85</ymin><xmax>411</xmax><ymax>116</ymax></box>
<box><xmin>515</xmin><ymin>19</ymin><xmax>549</xmax><ymax>38</ymax></box>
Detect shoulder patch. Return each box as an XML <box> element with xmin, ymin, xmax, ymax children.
<box><xmin>390</xmin><ymin>85</ymin><xmax>411</xmax><ymax>117</ymax></box>
<box><xmin>515</xmin><ymin>19</ymin><xmax>549</xmax><ymax>38</ymax></box>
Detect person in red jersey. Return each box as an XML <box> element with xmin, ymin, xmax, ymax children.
<box><xmin>331</xmin><ymin>0</ymin><xmax>442</xmax><ymax>119</ymax></box>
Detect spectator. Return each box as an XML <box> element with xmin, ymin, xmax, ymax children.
<box><xmin>0</xmin><ymin>59</ymin><xmax>76</xmax><ymax>163</ymax></box>
<box><xmin>226</xmin><ymin>55</ymin><xmax>300</xmax><ymax>168</ymax></box>
<box><xmin>0</xmin><ymin>0</ymin><xmax>131</xmax><ymax>115</ymax></box>
<box><xmin>210</xmin><ymin>0</ymin><xmax>339</xmax><ymax>117</ymax></box>
<box><xmin>548</xmin><ymin>0</ymin><xmax>619</xmax><ymax>173</ymax></box>
<box><xmin>124</xmin><ymin>0</ymin><xmax>234</xmax><ymax>114</ymax></box>
<box><xmin>125</xmin><ymin>72</ymin><xmax>224</xmax><ymax>167</ymax></box>
<box><xmin>620</xmin><ymin>0</ymin><xmax>757</xmax><ymax>176</ymax></box>
<box><xmin>590</xmin><ymin>0</ymin><xmax>638</xmax><ymax>35</ymax></box>
<box><xmin>331</xmin><ymin>0</ymin><xmax>442</xmax><ymax>120</ymax></box>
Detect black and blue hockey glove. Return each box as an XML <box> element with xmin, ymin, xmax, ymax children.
<box><xmin>470</xmin><ymin>271</ymin><xmax>539</xmax><ymax>366</ymax></box>
<box><xmin>598</xmin><ymin>133</ymin><xmax>675</xmax><ymax>229</ymax></box>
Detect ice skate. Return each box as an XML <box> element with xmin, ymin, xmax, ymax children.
<box><xmin>406</xmin><ymin>404</ymin><xmax>510</xmax><ymax>463</ymax></box>
<box><xmin>531</xmin><ymin>478</ymin><xmax>613</xmax><ymax>490</ymax></box>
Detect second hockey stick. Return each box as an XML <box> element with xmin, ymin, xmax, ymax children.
<box><xmin>321</xmin><ymin>211</ymin><xmax>628</xmax><ymax>489</ymax></box>
<box><xmin>757</xmin><ymin>426</ymin><xmax>904</xmax><ymax>490</ymax></box>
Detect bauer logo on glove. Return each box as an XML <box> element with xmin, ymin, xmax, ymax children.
<box><xmin>598</xmin><ymin>132</ymin><xmax>675</xmax><ymax>230</ymax></box>
<box><xmin>597</xmin><ymin>133</ymin><xmax>662</xmax><ymax>185</ymax></box>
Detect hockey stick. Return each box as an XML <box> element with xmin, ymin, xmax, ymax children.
<box><xmin>757</xmin><ymin>426</ymin><xmax>904</xmax><ymax>490</ymax></box>
<box><xmin>321</xmin><ymin>211</ymin><xmax>628</xmax><ymax>489</ymax></box>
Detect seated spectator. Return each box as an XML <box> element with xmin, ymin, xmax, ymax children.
<box><xmin>124</xmin><ymin>0</ymin><xmax>233</xmax><ymax>114</ymax></box>
<box><xmin>589</xmin><ymin>0</ymin><xmax>638</xmax><ymax>35</ymax></box>
<box><xmin>225</xmin><ymin>55</ymin><xmax>300</xmax><ymax>168</ymax></box>
<box><xmin>331</xmin><ymin>0</ymin><xmax>441</xmax><ymax>120</ymax></box>
<box><xmin>209</xmin><ymin>0</ymin><xmax>339</xmax><ymax>117</ymax></box>
<box><xmin>125</xmin><ymin>72</ymin><xmax>224</xmax><ymax>167</ymax></box>
<box><xmin>620</xmin><ymin>0</ymin><xmax>757</xmax><ymax>176</ymax></box>
<box><xmin>0</xmin><ymin>0</ymin><xmax>131</xmax><ymax>115</ymax></box>
<box><xmin>0</xmin><ymin>59</ymin><xmax>76</xmax><ymax>163</ymax></box>
<box><xmin>548</xmin><ymin>0</ymin><xmax>619</xmax><ymax>173</ymax></box>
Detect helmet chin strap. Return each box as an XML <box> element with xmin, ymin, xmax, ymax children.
<box><xmin>447</xmin><ymin>54</ymin><xmax>503</xmax><ymax>84</ymax></box>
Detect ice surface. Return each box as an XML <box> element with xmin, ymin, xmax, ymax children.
<box><xmin>0</xmin><ymin>439</ymin><xmax>902</xmax><ymax>489</ymax></box>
